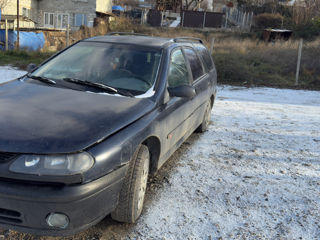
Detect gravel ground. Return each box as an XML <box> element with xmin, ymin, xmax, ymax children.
<box><xmin>0</xmin><ymin>67</ymin><xmax>320</xmax><ymax>240</ymax></box>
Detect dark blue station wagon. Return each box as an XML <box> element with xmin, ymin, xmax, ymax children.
<box><xmin>0</xmin><ymin>33</ymin><xmax>217</xmax><ymax>236</ymax></box>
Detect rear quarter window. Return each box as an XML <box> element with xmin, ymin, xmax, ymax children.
<box><xmin>183</xmin><ymin>48</ymin><xmax>204</xmax><ymax>81</ymax></box>
<box><xmin>194</xmin><ymin>44</ymin><xmax>214</xmax><ymax>72</ymax></box>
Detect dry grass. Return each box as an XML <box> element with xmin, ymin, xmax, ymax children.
<box><xmin>212</xmin><ymin>37</ymin><xmax>320</xmax><ymax>89</ymax></box>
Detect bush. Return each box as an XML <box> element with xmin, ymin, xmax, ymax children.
<box><xmin>292</xmin><ymin>18</ymin><xmax>320</xmax><ymax>40</ymax></box>
<box><xmin>109</xmin><ymin>16</ymin><xmax>136</xmax><ymax>32</ymax></box>
<box><xmin>254</xmin><ymin>13</ymin><xmax>283</xmax><ymax>30</ymax></box>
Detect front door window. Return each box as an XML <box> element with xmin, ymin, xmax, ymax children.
<box><xmin>167</xmin><ymin>49</ymin><xmax>190</xmax><ymax>88</ymax></box>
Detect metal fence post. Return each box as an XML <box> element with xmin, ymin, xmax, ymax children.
<box><xmin>241</xmin><ymin>12</ymin><xmax>246</xmax><ymax>31</ymax></box>
<box><xmin>295</xmin><ymin>38</ymin><xmax>303</xmax><ymax>86</ymax></box>
<box><xmin>236</xmin><ymin>9</ymin><xmax>240</xmax><ymax>24</ymax></box>
<box><xmin>182</xmin><ymin>11</ymin><xmax>185</xmax><ymax>27</ymax></box>
<box><xmin>203</xmin><ymin>12</ymin><xmax>206</xmax><ymax>28</ymax></box>
<box><xmin>249</xmin><ymin>12</ymin><xmax>253</xmax><ymax>30</ymax></box>
<box><xmin>224</xmin><ymin>12</ymin><xmax>228</xmax><ymax>28</ymax></box>
<box><xmin>210</xmin><ymin>37</ymin><xmax>215</xmax><ymax>54</ymax></box>
<box><xmin>141</xmin><ymin>10</ymin><xmax>144</xmax><ymax>25</ymax></box>
<box><xmin>66</xmin><ymin>24</ymin><xmax>70</xmax><ymax>47</ymax></box>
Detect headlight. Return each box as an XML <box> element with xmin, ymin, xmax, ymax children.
<box><xmin>9</xmin><ymin>152</ymin><xmax>94</xmax><ymax>176</ymax></box>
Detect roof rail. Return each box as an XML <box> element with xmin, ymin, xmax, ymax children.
<box><xmin>107</xmin><ymin>32</ymin><xmax>148</xmax><ymax>36</ymax></box>
<box><xmin>173</xmin><ymin>37</ymin><xmax>203</xmax><ymax>44</ymax></box>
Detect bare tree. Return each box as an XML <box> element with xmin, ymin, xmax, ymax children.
<box><xmin>156</xmin><ymin>0</ymin><xmax>205</xmax><ymax>11</ymax></box>
<box><xmin>183</xmin><ymin>0</ymin><xmax>205</xmax><ymax>10</ymax></box>
<box><xmin>156</xmin><ymin>0</ymin><xmax>180</xmax><ymax>11</ymax></box>
<box><xmin>113</xmin><ymin>0</ymin><xmax>140</xmax><ymax>7</ymax></box>
<box><xmin>237</xmin><ymin>0</ymin><xmax>272</xmax><ymax>7</ymax></box>
<box><xmin>304</xmin><ymin>0</ymin><xmax>320</xmax><ymax>14</ymax></box>
<box><xmin>200</xmin><ymin>0</ymin><xmax>208</xmax><ymax>11</ymax></box>
<box><xmin>293</xmin><ymin>0</ymin><xmax>320</xmax><ymax>24</ymax></box>
<box><xmin>0</xmin><ymin>0</ymin><xmax>9</xmax><ymax>9</ymax></box>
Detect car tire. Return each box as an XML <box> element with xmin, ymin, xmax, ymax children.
<box><xmin>196</xmin><ymin>100</ymin><xmax>212</xmax><ymax>133</ymax></box>
<box><xmin>111</xmin><ymin>144</ymin><xmax>150</xmax><ymax>223</ymax></box>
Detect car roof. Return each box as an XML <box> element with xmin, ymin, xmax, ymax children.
<box><xmin>83</xmin><ymin>34</ymin><xmax>204</xmax><ymax>49</ymax></box>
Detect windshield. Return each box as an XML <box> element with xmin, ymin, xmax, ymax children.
<box><xmin>31</xmin><ymin>42</ymin><xmax>162</xmax><ymax>96</ymax></box>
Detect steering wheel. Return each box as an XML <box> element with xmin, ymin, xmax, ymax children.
<box><xmin>118</xmin><ymin>68</ymin><xmax>152</xmax><ymax>87</ymax></box>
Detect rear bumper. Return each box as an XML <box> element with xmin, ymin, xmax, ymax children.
<box><xmin>0</xmin><ymin>165</ymin><xmax>127</xmax><ymax>236</ymax></box>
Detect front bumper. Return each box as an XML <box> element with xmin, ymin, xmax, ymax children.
<box><xmin>0</xmin><ymin>165</ymin><xmax>127</xmax><ymax>236</ymax></box>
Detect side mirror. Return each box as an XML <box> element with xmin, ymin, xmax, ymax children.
<box><xmin>27</xmin><ymin>63</ymin><xmax>37</xmax><ymax>73</ymax></box>
<box><xmin>168</xmin><ymin>85</ymin><xmax>196</xmax><ymax>99</ymax></box>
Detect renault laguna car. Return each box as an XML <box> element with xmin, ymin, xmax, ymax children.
<box><xmin>0</xmin><ymin>33</ymin><xmax>217</xmax><ymax>236</ymax></box>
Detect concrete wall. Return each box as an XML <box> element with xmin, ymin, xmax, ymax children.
<box><xmin>1</xmin><ymin>0</ymin><xmax>112</xmax><ymax>30</ymax></box>
<box><xmin>36</xmin><ymin>0</ymin><xmax>97</xmax><ymax>29</ymax></box>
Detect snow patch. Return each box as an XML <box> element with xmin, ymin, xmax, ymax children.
<box><xmin>0</xmin><ymin>66</ymin><xmax>27</xmax><ymax>84</ymax></box>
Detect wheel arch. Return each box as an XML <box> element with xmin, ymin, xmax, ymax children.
<box><xmin>142</xmin><ymin>136</ymin><xmax>161</xmax><ymax>175</ymax></box>
<box><xmin>210</xmin><ymin>94</ymin><xmax>215</xmax><ymax>108</ymax></box>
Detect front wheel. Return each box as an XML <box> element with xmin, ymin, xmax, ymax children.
<box><xmin>111</xmin><ymin>145</ymin><xmax>150</xmax><ymax>223</ymax></box>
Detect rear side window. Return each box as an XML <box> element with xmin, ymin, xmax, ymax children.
<box><xmin>183</xmin><ymin>48</ymin><xmax>204</xmax><ymax>81</ymax></box>
<box><xmin>194</xmin><ymin>44</ymin><xmax>214</xmax><ymax>72</ymax></box>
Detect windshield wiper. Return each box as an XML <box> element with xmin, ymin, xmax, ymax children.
<box><xmin>116</xmin><ymin>88</ymin><xmax>135</xmax><ymax>98</ymax></box>
<box><xmin>63</xmin><ymin>78</ymin><xmax>134</xmax><ymax>97</ymax></box>
<box><xmin>63</xmin><ymin>78</ymin><xmax>117</xmax><ymax>92</ymax></box>
<box><xmin>27</xmin><ymin>74</ymin><xmax>56</xmax><ymax>85</ymax></box>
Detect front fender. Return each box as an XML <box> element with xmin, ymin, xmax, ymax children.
<box><xmin>84</xmin><ymin>108</ymin><xmax>160</xmax><ymax>183</ymax></box>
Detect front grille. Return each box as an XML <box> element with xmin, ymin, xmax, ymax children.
<box><xmin>0</xmin><ymin>152</ymin><xmax>20</xmax><ymax>162</ymax></box>
<box><xmin>0</xmin><ymin>208</ymin><xmax>22</xmax><ymax>224</ymax></box>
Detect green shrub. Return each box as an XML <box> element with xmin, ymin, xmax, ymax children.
<box><xmin>292</xmin><ymin>18</ymin><xmax>320</xmax><ymax>40</ymax></box>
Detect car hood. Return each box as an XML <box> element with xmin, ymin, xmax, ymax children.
<box><xmin>0</xmin><ymin>81</ymin><xmax>155</xmax><ymax>154</ymax></box>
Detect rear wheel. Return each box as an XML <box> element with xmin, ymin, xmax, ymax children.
<box><xmin>196</xmin><ymin>100</ymin><xmax>212</xmax><ymax>133</ymax></box>
<box><xmin>111</xmin><ymin>145</ymin><xmax>150</xmax><ymax>223</ymax></box>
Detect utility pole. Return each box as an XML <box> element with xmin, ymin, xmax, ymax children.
<box><xmin>5</xmin><ymin>19</ymin><xmax>8</xmax><ymax>51</ymax></box>
<box><xmin>17</xmin><ymin>0</ymin><xmax>20</xmax><ymax>49</ymax></box>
